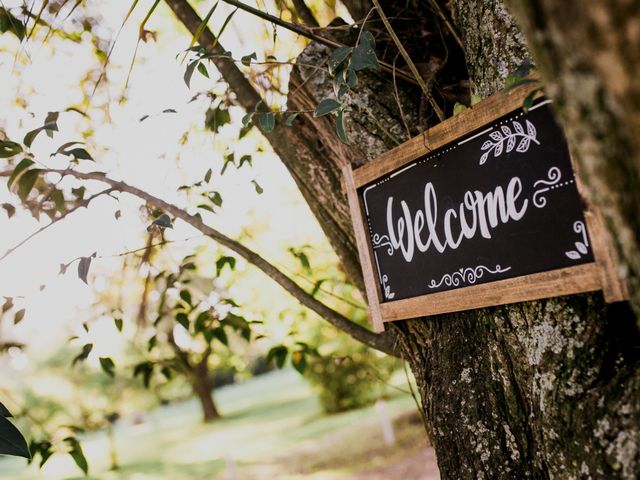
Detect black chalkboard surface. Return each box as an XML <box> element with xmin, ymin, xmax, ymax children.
<box><xmin>359</xmin><ymin>98</ymin><xmax>594</xmax><ymax>302</ymax></box>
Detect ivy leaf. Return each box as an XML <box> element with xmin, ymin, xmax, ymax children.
<box><xmin>257</xmin><ymin>112</ymin><xmax>275</xmax><ymax>133</ymax></box>
<box><xmin>350</xmin><ymin>32</ymin><xmax>380</xmax><ymax>72</ymax></box>
<box><xmin>99</xmin><ymin>357</ymin><xmax>115</xmax><ymax>377</ymax></box>
<box><xmin>314</xmin><ymin>99</ymin><xmax>342</xmax><ymax>118</ymax></box>
<box><xmin>328</xmin><ymin>46</ymin><xmax>352</xmax><ymax>74</ymax></box>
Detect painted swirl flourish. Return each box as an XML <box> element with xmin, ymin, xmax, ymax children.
<box><xmin>428</xmin><ymin>265</ymin><xmax>512</xmax><ymax>289</ymax></box>
<box><xmin>372</xmin><ymin>233</ymin><xmax>394</xmax><ymax>256</ymax></box>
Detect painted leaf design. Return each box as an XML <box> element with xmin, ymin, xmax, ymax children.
<box><xmin>512</xmin><ymin>121</ymin><xmax>524</xmax><ymax>134</ymax></box>
<box><xmin>490</xmin><ymin>131</ymin><xmax>502</xmax><ymax>141</ymax></box>
<box><xmin>501</xmin><ymin>125</ymin><xmax>512</xmax><ymax>136</ymax></box>
<box><xmin>479</xmin><ymin>151</ymin><xmax>489</xmax><ymax>165</ymax></box>
<box><xmin>481</xmin><ymin>140</ymin><xmax>492</xmax><ymax>150</ymax></box>
<box><xmin>565</xmin><ymin>250</ymin><xmax>581</xmax><ymax>260</ymax></box>
<box><xmin>494</xmin><ymin>141</ymin><xmax>503</xmax><ymax>157</ymax></box>
<box><xmin>575</xmin><ymin>242</ymin><xmax>588</xmax><ymax>254</ymax></box>
<box><xmin>506</xmin><ymin>136</ymin><xmax>516</xmax><ymax>152</ymax></box>
<box><xmin>526</xmin><ymin>119</ymin><xmax>537</xmax><ymax>138</ymax></box>
<box><xmin>516</xmin><ymin>137</ymin><xmax>530</xmax><ymax>152</ymax></box>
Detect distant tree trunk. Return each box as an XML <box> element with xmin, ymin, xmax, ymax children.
<box><xmin>285</xmin><ymin>0</ymin><xmax>640</xmax><ymax>477</ymax></box>
<box><xmin>191</xmin><ymin>360</ymin><xmax>220</xmax><ymax>423</ymax></box>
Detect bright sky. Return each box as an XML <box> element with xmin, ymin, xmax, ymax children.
<box><xmin>0</xmin><ymin>0</ymin><xmax>349</xmax><ymax>374</ymax></box>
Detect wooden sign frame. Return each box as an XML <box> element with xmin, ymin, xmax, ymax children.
<box><xmin>343</xmin><ymin>82</ymin><xmax>627</xmax><ymax>332</ymax></box>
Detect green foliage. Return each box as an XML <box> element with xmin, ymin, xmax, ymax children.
<box><xmin>304</xmin><ymin>349</ymin><xmax>398</xmax><ymax>414</ymax></box>
<box><xmin>0</xmin><ymin>401</ymin><xmax>30</xmax><ymax>459</ymax></box>
<box><xmin>0</xmin><ymin>8</ymin><xmax>26</xmax><ymax>40</ymax></box>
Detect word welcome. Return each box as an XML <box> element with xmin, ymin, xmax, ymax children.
<box><xmin>386</xmin><ymin>177</ymin><xmax>528</xmax><ymax>262</ymax></box>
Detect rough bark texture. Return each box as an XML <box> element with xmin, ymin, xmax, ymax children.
<box><xmin>503</xmin><ymin>0</ymin><xmax>640</xmax><ymax>314</ymax></box>
<box><xmin>285</xmin><ymin>0</ymin><xmax>640</xmax><ymax>477</ymax></box>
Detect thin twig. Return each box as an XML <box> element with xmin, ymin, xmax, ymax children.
<box><xmin>371</xmin><ymin>0</ymin><xmax>444</xmax><ymax>121</ymax></box>
<box><xmin>392</xmin><ymin>53</ymin><xmax>412</xmax><ymax>139</ymax></box>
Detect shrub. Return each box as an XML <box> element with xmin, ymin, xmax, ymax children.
<box><xmin>305</xmin><ymin>348</ymin><xmax>398</xmax><ymax>413</ymax></box>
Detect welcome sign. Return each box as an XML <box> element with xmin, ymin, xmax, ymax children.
<box><xmin>343</xmin><ymin>84</ymin><xmax>626</xmax><ymax>331</ymax></box>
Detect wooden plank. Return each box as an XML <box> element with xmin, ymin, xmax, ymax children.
<box><xmin>584</xmin><ymin>210</ymin><xmax>629</xmax><ymax>302</ymax></box>
<box><xmin>379</xmin><ymin>263</ymin><xmax>602</xmax><ymax>322</ymax></box>
<box><xmin>342</xmin><ymin>163</ymin><xmax>385</xmax><ymax>332</ymax></box>
<box><xmin>353</xmin><ymin>81</ymin><xmax>542</xmax><ymax>188</ymax></box>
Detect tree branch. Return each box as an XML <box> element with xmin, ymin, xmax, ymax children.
<box><xmin>37</xmin><ymin>168</ymin><xmax>399</xmax><ymax>357</ymax></box>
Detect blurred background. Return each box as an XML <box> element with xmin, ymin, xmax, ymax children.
<box><xmin>0</xmin><ymin>0</ymin><xmax>437</xmax><ymax>478</ymax></box>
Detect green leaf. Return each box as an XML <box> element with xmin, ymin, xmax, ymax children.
<box><xmin>175</xmin><ymin>312</ymin><xmax>189</xmax><ymax>330</ymax></box>
<box><xmin>148</xmin><ymin>335</ymin><xmax>157</xmax><ymax>351</ymax></box>
<box><xmin>17</xmin><ymin>169</ymin><xmax>42</xmax><ymax>201</ymax></box>
<box><xmin>211</xmin><ymin>327</ymin><xmax>228</xmax><ymax>346</ymax></box>
<box><xmin>23</xmin><ymin>123</ymin><xmax>58</xmax><ymax>148</ymax></box>
<box><xmin>65</xmin><ymin>437</ymin><xmax>88</xmax><ymax>475</ymax></box>
<box><xmin>285</xmin><ymin>113</ymin><xmax>298</xmax><ymax>126</ymax></box>
<box><xmin>453</xmin><ymin>102</ymin><xmax>467</xmax><ymax>115</ymax></box>
<box><xmin>241</xmin><ymin>52</ymin><xmax>257</xmax><ymax>66</ymax></box>
<box><xmin>314</xmin><ymin>99</ymin><xmax>342</xmax><ymax>117</ymax></box>
<box><xmin>291</xmin><ymin>350</ymin><xmax>307</xmax><ymax>374</ymax></box>
<box><xmin>238</xmin><ymin>155</ymin><xmax>252</xmax><ymax>168</ymax></box>
<box><xmin>114</xmin><ymin>318</ymin><xmax>123</xmax><ymax>332</ymax></box>
<box><xmin>194</xmin><ymin>311</ymin><xmax>210</xmax><ymax>333</ymax></box>
<box><xmin>0</xmin><ymin>416</ymin><xmax>30</xmax><ymax>459</ymax></box>
<box><xmin>0</xmin><ymin>402</ymin><xmax>11</xmax><ymax>418</ymax></box>
<box><xmin>197</xmin><ymin>62</ymin><xmax>209</xmax><ymax>78</ymax></box>
<box><xmin>7</xmin><ymin>158</ymin><xmax>34</xmax><ymax>189</ymax></box>
<box><xmin>251</xmin><ymin>180</ymin><xmax>263</xmax><ymax>194</ymax></box>
<box><xmin>188</xmin><ymin>1</ymin><xmax>219</xmax><ymax>48</ymax></box>
<box><xmin>241</xmin><ymin>112</ymin><xmax>254</xmax><ymax>128</ymax></box>
<box><xmin>184</xmin><ymin>60</ymin><xmax>198</xmax><ymax>88</ymax></box>
<box><xmin>221</xmin><ymin>153</ymin><xmax>235</xmax><ymax>175</ymax></box>
<box><xmin>77</xmin><ymin>254</ymin><xmax>96</xmax><ymax>285</ymax></box>
<box><xmin>336</xmin><ymin>110</ymin><xmax>349</xmax><ymax>144</ymax></box>
<box><xmin>216</xmin><ymin>256</ymin><xmax>236</xmax><ymax>276</ymax></box>
<box><xmin>0</xmin><ymin>8</ymin><xmax>26</xmax><ymax>40</ymax></box>
<box><xmin>133</xmin><ymin>362</ymin><xmax>154</xmax><ymax>387</ymax></box>
<box><xmin>150</xmin><ymin>213</ymin><xmax>172</xmax><ymax>229</ymax></box>
<box><xmin>266</xmin><ymin>345</ymin><xmax>288</xmax><ymax>369</ymax></box>
<box><xmin>204</xmin><ymin>168</ymin><xmax>212</xmax><ymax>183</ymax></box>
<box><xmin>311</xmin><ymin>279</ymin><xmax>326</xmax><ymax>297</ymax></box>
<box><xmin>0</xmin><ymin>140</ymin><xmax>22</xmax><ymax>158</ymax></box>
<box><xmin>179</xmin><ymin>289</ymin><xmax>192</xmax><ymax>306</ymax></box>
<box><xmin>99</xmin><ymin>357</ymin><xmax>115</xmax><ymax>377</ymax></box>
<box><xmin>328</xmin><ymin>46</ymin><xmax>352</xmax><ymax>74</ymax></box>
<box><xmin>257</xmin><ymin>112</ymin><xmax>275</xmax><ymax>132</ymax></box>
<box><xmin>13</xmin><ymin>308</ymin><xmax>25</xmax><ymax>324</ymax></box>
<box><xmin>72</xmin><ymin>343</ymin><xmax>93</xmax><ymax>365</ymax></box>
<box><xmin>210</xmin><ymin>191</ymin><xmax>223</xmax><ymax>207</ymax></box>
<box><xmin>66</xmin><ymin>148</ymin><xmax>93</xmax><ymax>161</ymax></box>
<box><xmin>350</xmin><ymin>35</ymin><xmax>380</xmax><ymax>72</ymax></box>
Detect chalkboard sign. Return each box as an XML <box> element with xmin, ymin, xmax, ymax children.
<box><xmin>343</xmin><ymin>84</ymin><xmax>626</xmax><ymax>331</ymax></box>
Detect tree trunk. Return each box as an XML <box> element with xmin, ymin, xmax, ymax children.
<box><xmin>285</xmin><ymin>0</ymin><xmax>640</xmax><ymax>477</ymax></box>
<box><xmin>191</xmin><ymin>360</ymin><xmax>220</xmax><ymax>423</ymax></box>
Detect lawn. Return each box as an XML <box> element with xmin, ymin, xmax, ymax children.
<box><xmin>0</xmin><ymin>369</ymin><xmax>431</xmax><ymax>480</ymax></box>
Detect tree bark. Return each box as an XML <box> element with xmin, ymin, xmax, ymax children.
<box><xmin>191</xmin><ymin>360</ymin><xmax>220</xmax><ymax>423</ymax></box>
<box><xmin>285</xmin><ymin>0</ymin><xmax>640</xmax><ymax>477</ymax></box>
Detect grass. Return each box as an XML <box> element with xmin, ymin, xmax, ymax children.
<box><xmin>0</xmin><ymin>369</ymin><xmax>428</xmax><ymax>480</ymax></box>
